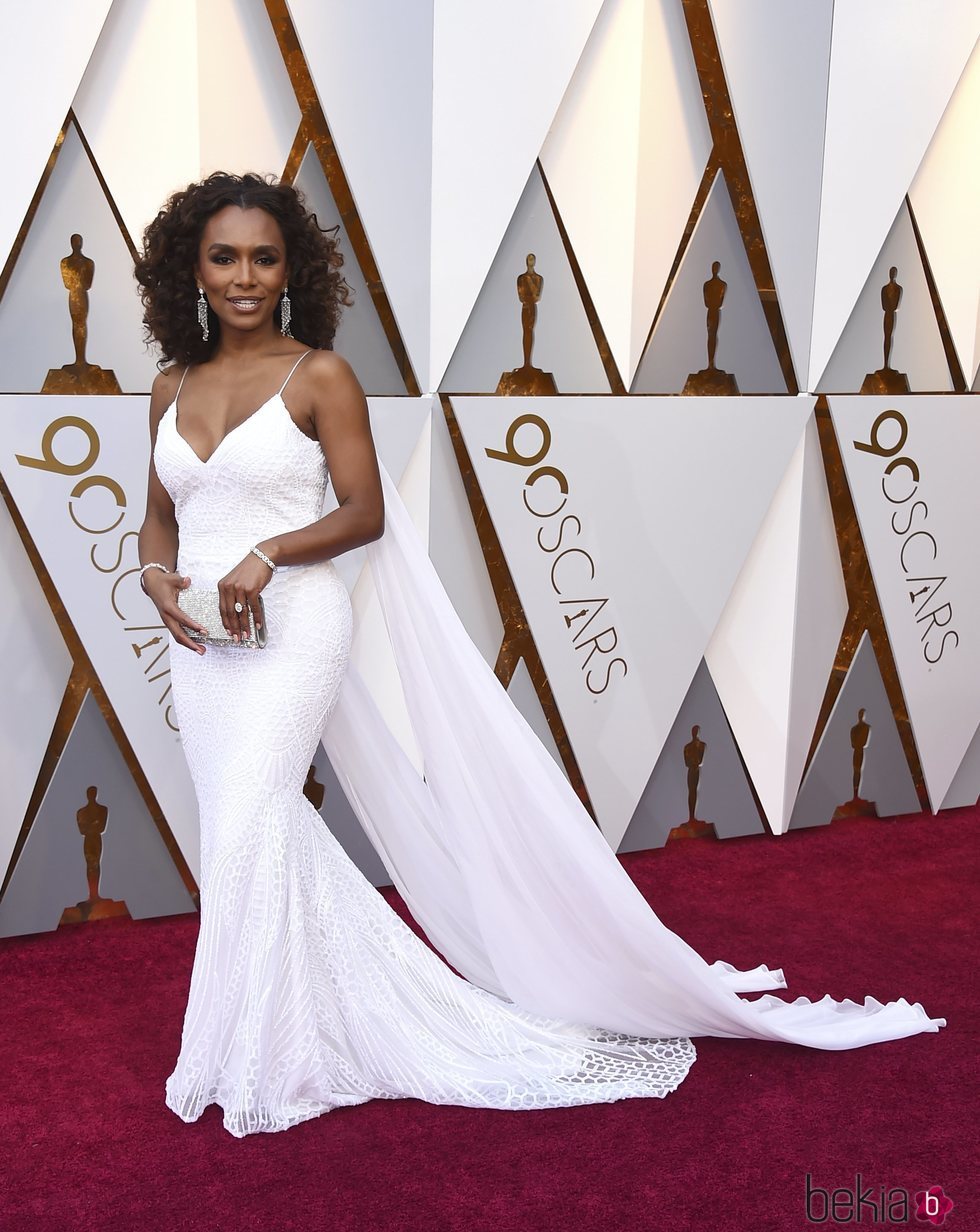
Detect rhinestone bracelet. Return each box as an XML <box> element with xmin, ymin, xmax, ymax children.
<box><xmin>250</xmin><ymin>545</ymin><xmax>277</xmax><ymax>573</ymax></box>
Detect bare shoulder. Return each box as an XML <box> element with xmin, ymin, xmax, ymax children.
<box><xmin>304</xmin><ymin>349</ymin><xmax>361</xmax><ymax>390</ymax></box>
<box><xmin>154</xmin><ymin>361</ymin><xmax>184</xmax><ymax>387</ymax></box>
<box><xmin>148</xmin><ymin>363</ymin><xmax>185</xmax><ymax>430</ymax></box>
<box><xmin>151</xmin><ymin>363</ymin><xmax>185</xmax><ymax>401</ymax></box>
<box><xmin>303</xmin><ymin>351</ymin><xmax>367</xmax><ymax>420</ymax></box>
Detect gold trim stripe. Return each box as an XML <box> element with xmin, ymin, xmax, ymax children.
<box><xmin>635</xmin><ymin>154</ymin><xmax>720</xmax><ymax>384</ymax></box>
<box><xmin>441</xmin><ymin>396</ymin><xmax>598</xmax><ymax>822</ymax></box>
<box><xmin>681</xmin><ymin>0</ymin><xmax>798</xmax><ymax>394</ymax></box>
<box><xmin>281</xmin><ymin>118</ymin><xmax>310</xmax><ymax>187</ymax></box>
<box><xmin>72</xmin><ymin>111</ymin><xmax>140</xmax><ymax>263</ymax></box>
<box><xmin>0</xmin><ymin>664</ymin><xmax>88</xmax><ymax>902</ymax></box>
<box><xmin>537</xmin><ymin>159</ymin><xmax>626</xmax><ymax>395</ymax></box>
<box><xmin>805</xmin><ymin>400</ymin><xmax>927</xmax><ymax>809</ymax></box>
<box><xmin>265</xmin><ymin>0</ymin><xmax>419</xmax><ymax>395</ymax></box>
<box><xmin>0</xmin><ymin>473</ymin><xmax>200</xmax><ymax>908</ymax></box>
<box><xmin>0</xmin><ymin>118</ymin><xmax>68</xmax><ymax>307</ymax></box>
<box><xmin>906</xmin><ymin>194</ymin><xmax>968</xmax><ymax>393</ymax></box>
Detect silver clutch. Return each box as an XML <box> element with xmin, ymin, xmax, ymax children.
<box><xmin>175</xmin><ymin>587</ymin><xmax>268</xmax><ymax>649</ymax></box>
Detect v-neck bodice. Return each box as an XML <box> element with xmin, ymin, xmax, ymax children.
<box><xmin>168</xmin><ymin>390</ymin><xmax>281</xmax><ymax>467</ymax></box>
<box><xmin>153</xmin><ymin>365</ymin><xmax>329</xmax><ymax>588</ymax></box>
<box><xmin>169</xmin><ymin>349</ymin><xmax>315</xmax><ymax>466</ymax></box>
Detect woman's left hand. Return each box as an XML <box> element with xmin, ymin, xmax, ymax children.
<box><xmin>217</xmin><ymin>551</ymin><xmax>274</xmax><ymax>642</ymax></box>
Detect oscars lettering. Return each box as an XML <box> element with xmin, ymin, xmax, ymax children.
<box><xmin>853</xmin><ymin>408</ymin><xmax>958</xmax><ymax>664</ymax></box>
<box><xmin>485</xmin><ymin>413</ymin><xmax>627</xmax><ymax>694</ymax></box>
<box><xmin>15</xmin><ymin>414</ymin><xmax>179</xmax><ymax>730</ymax></box>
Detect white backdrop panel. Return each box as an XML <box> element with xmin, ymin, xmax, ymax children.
<box><xmin>540</xmin><ymin>0</ymin><xmax>643</xmax><ymax>391</ymax></box>
<box><xmin>441</xmin><ymin>163</ymin><xmax>611</xmax><ymax>394</ymax></box>
<box><xmin>506</xmin><ymin>659</ymin><xmax>567</xmax><ymax>778</ymax></box>
<box><xmin>829</xmin><ymin>395</ymin><xmax>980</xmax><ymax>809</ymax></box>
<box><xmin>541</xmin><ymin>0</ymin><xmax>712</xmax><ymax>388</ymax></box>
<box><xmin>325</xmin><ymin>398</ymin><xmax>433</xmax><ymax>593</ymax></box>
<box><xmin>708</xmin><ymin>435</ymin><xmax>801</xmax><ymax>831</ymax></box>
<box><xmin>343</xmin><ymin>411</ymin><xmax>433</xmax><ymax>774</ymax></box>
<box><xmin>908</xmin><ymin>36</ymin><xmax>980</xmax><ymax>380</ymax></box>
<box><xmin>197</xmin><ymin>0</ymin><xmax>300</xmax><ymax>182</ymax></box>
<box><xmin>453</xmin><ymin>394</ymin><xmax>812</xmax><ymax>846</ymax></box>
<box><xmin>709</xmin><ymin>0</ymin><xmax>833</xmax><ymax>391</ymax></box>
<box><xmin>0</xmin><ymin>689</ymin><xmax>196</xmax><ymax>939</ymax></box>
<box><xmin>940</xmin><ymin>718</ymin><xmax>980</xmax><ymax>810</ymax></box>
<box><xmin>72</xmin><ymin>0</ymin><xmax>201</xmax><ymax>248</ymax></box>
<box><xmin>818</xmin><ymin>200</ymin><xmax>951</xmax><ymax>393</ymax></box>
<box><xmin>427</xmin><ymin>406</ymin><xmax>504</xmax><ymax>669</ymax></box>
<box><xmin>0</xmin><ymin>396</ymin><xmax>201</xmax><ymax>876</ymax></box>
<box><xmin>287</xmin><ymin>0</ymin><xmax>434</xmax><ymax>389</ymax></box>
<box><xmin>786</xmin><ymin>415</ymin><xmax>851</xmax><ymax>818</ymax></box>
<box><xmin>0</xmin><ymin>502</ymin><xmax>73</xmax><ymax>880</ymax></box>
<box><xmin>293</xmin><ymin>147</ymin><xmax>407</xmax><ymax>396</ymax></box>
<box><xmin>630</xmin><ymin>0</ymin><xmax>713</xmax><ymax>385</ymax></box>
<box><xmin>0</xmin><ymin>0</ymin><xmax>113</xmax><ymax>276</ymax></box>
<box><xmin>620</xmin><ymin>657</ymin><xmax>763</xmax><ymax>850</ymax></box>
<box><xmin>706</xmin><ymin>412</ymin><xmax>847</xmax><ymax>834</ymax></box>
<box><xmin>0</xmin><ymin>123</ymin><xmax>157</xmax><ymax>395</ymax></box>
<box><xmin>632</xmin><ymin>169</ymin><xmax>785</xmax><ymax>393</ymax></box>
<box><xmin>788</xmin><ymin>630</ymin><xmax>920</xmax><ymax>829</ymax></box>
<box><xmin>810</xmin><ymin>2</ymin><xmax>979</xmax><ymax>393</ymax></box>
<box><xmin>430</xmin><ymin>0</ymin><xmax>602</xmax><ymax>391</ymax></box>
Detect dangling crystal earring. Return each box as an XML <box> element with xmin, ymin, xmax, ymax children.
<box><xmin>279</xmin><ymin>285</ymin><xmax>293</xmax><ymax>338</ymax></box>
<box><xmin>197</xmin><ymin>286</ymin><xmax>209</xmax><ymax>342</ymax></box>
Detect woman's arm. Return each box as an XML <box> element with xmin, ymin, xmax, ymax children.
<box><xmin>256</xmin><ymin>350</ymin><xmax>385</xmax><ymax>567</ymax></box>
<box><xmin>219</xmin><ymin>350</ymin><xmax>385</xmax><ymax>642</ymax></box>
<box><xmin>138</xmin><ymin>370</ymin><xmax>208</xmax><ymax>652</ymax></box>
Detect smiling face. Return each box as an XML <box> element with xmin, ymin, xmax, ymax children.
<box><xmin>193</xmin><ymin>204</ymin><xmax>289</xmax><ymax>339</ymax></box>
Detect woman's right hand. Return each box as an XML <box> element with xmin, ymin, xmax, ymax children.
<box><xmin>143</xmin><ymin>569</ymin><xmax>209</xmax><ymax>654</ymax></box>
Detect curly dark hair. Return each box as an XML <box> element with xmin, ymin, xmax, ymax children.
<box><xmin>134</xmin><ymin>171</ymin><xmax>353</xmax><ymax>367</ymax></box>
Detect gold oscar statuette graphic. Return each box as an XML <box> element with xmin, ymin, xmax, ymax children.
<box><xmin>683</xmin><ymin>261</ymin><xmax>740</xmax><ymax>395</ymax></box>
<box><xmin>832</xmin><ymin>709</ymin><xmax>879</xmax><ymax>822</ymax></box>
<box><xmin>59</xmin><ymin>786</ymin><xmax>131</xmax><ymax>925</ymax></box>
<box><xmin>860</xmin><ymin>267</ymin><xmax>911</xmax><ymax>394</ymax></box>
<box><xmin>303</xmin><ymin>764</ymin><xmax>325</xmax><ymax>811</ymax></box>
<box><xmin>668</xmin><ymin>725</ymin><xmax>717</xmax><ymax>841</ymax></box>
<box><xmin>42</xmin><ymin>234</ymin><xmax>122</xmax><ymax>394</ymax></box>
<box><xmin>496</xmin><ymin>253</ymin><xmax>558</xmax><ymax>394</ymax></box>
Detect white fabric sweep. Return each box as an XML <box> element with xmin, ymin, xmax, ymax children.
<box><xmin>324</xmin><ymin>461</ymin><xmax>947</xmax><ymax>1051</ymax></box>
<box><xmin>156</xmin><ymin>351</ymin><xmax>945</xmax><ymax>1137</ymax></box>
<box><xmin>160</xmin><ymin>357</ymin><xmax>704</xmax><ymax>1136</ymax></box>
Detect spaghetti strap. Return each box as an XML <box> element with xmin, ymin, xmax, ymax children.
<box><xmin>173</xmin><ymin>364</ymin><xmax>191</xmax><ymax>406</ymax></box>
<box><xmin>278</xmin><ymin>349</ymin><xmax>313</xmax><ymax>396</ymax></box>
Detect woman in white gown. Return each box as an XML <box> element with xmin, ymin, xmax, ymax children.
<box><xmin>136</xmin><ymin>173</ymin><xmax>945</xmax><ymax>1139</ymax></box>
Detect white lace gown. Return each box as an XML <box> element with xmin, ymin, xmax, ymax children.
<box><xmin>154</xmin><ymin>353</ymin><xmax>946</xmax><ymax>1139</ymax></box>
<box><xmin>154</xmin><ymin>354</ymin><xmax>698</xmax><ymax>1137</ymax></box>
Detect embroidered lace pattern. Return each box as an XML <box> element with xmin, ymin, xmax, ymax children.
<box><xmin>153</xmin><ymin>373</ymin><xmax>696</xmax><ymax>1138</ymax></box>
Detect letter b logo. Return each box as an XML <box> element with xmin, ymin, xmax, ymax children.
<box><xmin>805</xmin><ymin>1174</ymin><xmax>829</xmax><ymax>1222</ymax></box>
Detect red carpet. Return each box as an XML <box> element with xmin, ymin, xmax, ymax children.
<box><xmin>1</xmin><ymin>807</ymin><xmax>975</xmax><ymax>1232</ymax></box>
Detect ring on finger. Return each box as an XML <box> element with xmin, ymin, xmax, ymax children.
<box><xmin>234</xmin><ymin>601</ymin><xmax>244</xmax><ymax>613</ymax></box>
